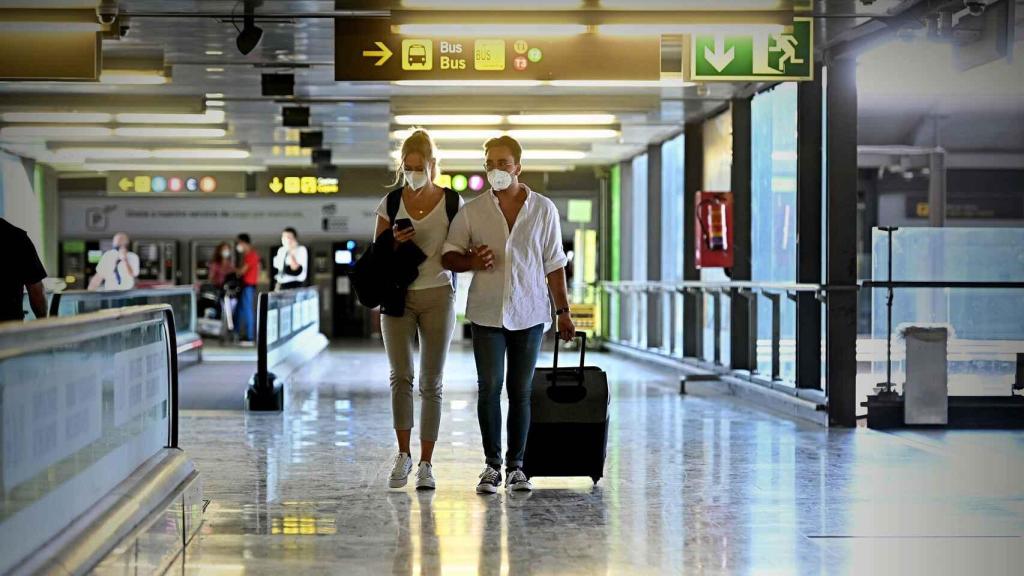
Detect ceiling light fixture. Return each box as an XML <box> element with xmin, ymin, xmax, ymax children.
<box><xmin>235</xmin><ymin>0</ymin><xmax>264</xmax><ymax>55</ymax></box>
<box><xmin>393</xmin><ymin>24</ymin><xmax>587</xmax><ymax>36</ymax></box>
<box><xmin>99</xmin><ymin>71</ymin><xmax>169</xmax><ymax>85</ymax></box>
<box><xmin>0</xmin><ymin>126</ymin><xmax>114</xmax><ymax>139</ymax></box>
<box><xmin>152</xmin><ymin>148</ymin><xmax>250</xmax><ymax>159</ymax></box>
<box><xmin>1</xmin><ymin>112</ymin><xmax>113</xmax><ymax>123</ymax></box>
<box><xmin>390</xmin><ymin>149</ymin><xmax>586</xmax><ymax>161</ymax></box>
<box><xmin>393</xmin><ymin>114</ymin><xmax>504</xmax><ymax>126</ymax></box>
<box><xmin>390</xmin><ymin>128</ymin><xmax>619</xmax><ymax>141</ymax></box>
<box><xmin>507</xmin><ymin>114</ymin><xmax>617</xmax><ymax>125</ymax></box>
<box><xmin>55</xmin><ymin>147</ymin><xmax>249</xmax><ymax>160</ymax></box>
<box><xmin>206</xmin><ymin>100</ymin><xmax>226</xmax><ymax>107</ymax></box>
<box><xmin>115</xmin><ymin>110</ymin><xmax>225</xmax><ymax>124</ymax></box>
<box><xmin>598</xmin><ymin>23</ymin><xmax>785</xmax><ymax>36</ymax></box>
<box><xmin>112</xmin><ymin>127</ymin><xmax>227</xmax><ymax>138</ymax></box>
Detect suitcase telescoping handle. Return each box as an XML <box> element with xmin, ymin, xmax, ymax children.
<box><xmin>550</xmin><ymin>331</ymin><xmax>587</xmax><ymax>386</ymax></box>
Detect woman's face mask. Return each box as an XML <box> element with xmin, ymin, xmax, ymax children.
<box><xmin>221</xmin><ymin>250</ymin><xmax>231</xmax><ymax>258</ymax></box>
<box><xmin>403</xmin><ymin>165</ymin><xmax>430</xmax><ymax>191</ymax></box>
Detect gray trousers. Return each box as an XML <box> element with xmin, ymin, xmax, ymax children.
<box><xmin>381</xmin><ymin>284</ymin><xmax>456</xmax><ymax>442</ymax></box>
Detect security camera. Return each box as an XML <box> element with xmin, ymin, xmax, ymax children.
<box><xmin>96</xmin><ymin>0</ymin><xmax>118</xmax><ymax>26</ymax></box>
<box><xmin>964</xmin><ymin>1</ymin><xmax>986</xmax><ymax>16</ymax></box>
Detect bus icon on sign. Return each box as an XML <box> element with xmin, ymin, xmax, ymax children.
<box><xmin>402</xmin><ymin>40</ymin><xmax>432</xmax><ymax>71</ymax></box>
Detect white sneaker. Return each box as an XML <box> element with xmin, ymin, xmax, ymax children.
<box><xmin>476</xmin><ymin>466</ymin><xmax>501</xmax><ymax>494</ymax></box>
<box><xmin>505</xmin><ymin>468</ymin><xmax>533</xmax><ymax>492</ymax></box>
<box><xmin>415</xmin><ymin>462</ymin><xmax>436</xmax><ymax>490</ymax></box>
<box><xmin>388</xmin><ymin>453</ymin><xmax>413</xmax><ymax>488</ymax></box>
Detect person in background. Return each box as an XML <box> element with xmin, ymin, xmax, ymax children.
<box><xmin>442</xmin><ymin>135</ymin><xmax>575</xmax><ymax>494</ymax></box>
<box><xmin>88</xmin><ymin>232</ymin><xmax>139</xmax><ymax>291</ymax></box>
<box><xmin>1</xmin><ymin>217</ymin><xmax>47</xmax><ymax>322</ymax></box>
<box><xmin>234</xmin><ymin>233</ymin><xmax>260</xmax><ymax>344</ymax></box>
<box><xmin>207</xmin><ymin>241</ymin><xmax>235</xmax><ymax>288</ymax></box>
<box><xmin>273</xmin><ymin>227</ymin><xmax>308</xmax><ymax>290</ymax></box>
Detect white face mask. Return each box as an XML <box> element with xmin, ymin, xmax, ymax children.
<box><xmin>487</xmin><ymin>169</ymin><xmax>513</xmax><ymax>191</ymax></box>
<box><xmin>221</xmin><ymin>250</ymin><xmax>231</xmax><ymax>258</ymax></box>
<box><xmin>403</xmin><ymin>168</ymin><xmax>430</xmax><ymax>191</ymax></box>
<box><xmin>236</xmin><ymin>244</ymin><xmax>245</xmax><ymax>253</ymax></box>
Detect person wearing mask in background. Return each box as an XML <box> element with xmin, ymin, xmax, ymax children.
<box><xmin>442</xmin><ymin>135</ymin><xmax>575</xmax><ymax>494</ymax></box>
<box><xmin>207</xmin><ymin>241</ymin><xmax>235</xmax><ymax>288</ymax></box>
<box><xmin>273</xmin><ymin>227</ymin><xmax>308</xmax><ymax>290</ymax></box>
<box><xmin>88</xmin><ymin>232</ymin><xmax>139</xmax><ymax>291</ymax></box>
<box><xmin>0</xmin><ymin>217</ymin><xmax>47</xmax><ymax>322</ymax></box>
<box><xmin>234</xmin><ymin>233</ymin><xmax>260</xmax><ymax>344</ymax></box>
<box><xmin>377</xmin><ymin>129</ymin><xmax>463</xmax><ymax>491</ymax></box>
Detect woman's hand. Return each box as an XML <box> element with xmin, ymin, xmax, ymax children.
<box><xmin>393</xmin><ymin>225</ymin><xmax>416</xmax><ymax>246</ymax></box>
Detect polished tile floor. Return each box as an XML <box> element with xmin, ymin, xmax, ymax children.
<box><xmin>174</xmin><ymin>340</ymin><xmax>1024</xmax><ymax>575</ymax></box>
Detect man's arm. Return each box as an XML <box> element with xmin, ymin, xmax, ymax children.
<box><xmin>546</xmin><ymin>267</ymin><xmax>575</xmax><ymax>341</ymax></box>
<box><xmin>88</xmin><ymin>252</ymin><xmax>110</xmax><ymax>290</ymax></box>
<box><xmin>27</xmin><ymin>282</ymin><xmax>47</xmax><ymax>319</ymax></box>
<box><xmin>124</xmin><ymin>252</ymin><xmax>139</xmax><ymax>278</ymax></box>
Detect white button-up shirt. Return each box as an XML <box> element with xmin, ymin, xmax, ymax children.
<box><xmin>443</xmin><ymin>186</ymin><xmax>567</xmax><ymax>331</ymax></box>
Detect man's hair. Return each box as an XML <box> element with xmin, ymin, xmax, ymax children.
<box><xmin>237</xmin><ymin>233</ymin><xmax>251</xmax><ymax>244</ymax></box>
<box><xmin>283</xmin><ymin>227</ymin><xmax>298</xmax><ymax>239</ymax></box>
<box><xmin>483</xmin><ymin>135</ymin><xmax>523</xmax><ymax>165</ymax></box>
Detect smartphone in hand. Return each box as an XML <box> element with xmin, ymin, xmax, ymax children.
<box><xmin>394</xmin><ymin>218</ymin><xmax>414</xmax><ymax>231</ymax></box>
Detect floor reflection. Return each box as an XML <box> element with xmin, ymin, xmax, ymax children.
<box><xmin>175</xmin><ymin>342</ymin><xmax>1024</xmax><ymax>575</ymax></box>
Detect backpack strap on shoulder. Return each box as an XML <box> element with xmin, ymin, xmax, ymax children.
<box><xmin>386</xmin><ymin>188</ymin><xmax>403</xmax><ymax>226</ymax></box>
<box><xmin>444</xmin><ymin>187</ymin><xmax>459</xmax><ymax>225</ymax></box>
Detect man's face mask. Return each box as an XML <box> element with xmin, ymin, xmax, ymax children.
<box><xmin>486</xmin><ymin>169</ymin><xmax>513</xmax><ymax>191</ymax></box>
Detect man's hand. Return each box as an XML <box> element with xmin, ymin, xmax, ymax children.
<box><xmin>557</xmin><ymin>312</ymin><xmax>575</xmax><ymax>342</ymax></box>
<box><xmin>470</xmin><ymin>245</ymin><xmax>495</xmax><ymax>271</ymax></box>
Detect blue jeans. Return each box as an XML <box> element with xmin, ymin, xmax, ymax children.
<box><xmin>236</xmin><ymin>285</ymin><xmax>256</xmax><ymax>341</ymax></box>
<box><xmin>471</xmin><ymin>323</ymin><xmax>545</xmax><ymax>471</ymax></box>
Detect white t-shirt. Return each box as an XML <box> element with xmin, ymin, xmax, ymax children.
<box><xmin>376</xmin><ymin>191</ymin><xmax>464</xmax><ymax>291</ymax></box>
<box><xmin>273</xmin><ymin>245</ymin><xmax>308</xmax><ymax>284</ymax></box>
<box><xmin>94</xmin><ymin>249</ymin><xmax>140</xmax><ymax>290</ymax></box>
<box><xmin>442</xmin><ymin>186</ymin><xmax>567</xmax><ymax>331</ymax></box>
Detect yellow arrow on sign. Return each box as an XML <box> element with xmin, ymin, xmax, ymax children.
<box><xmin>118</xmin><ymin>177</ymin><xmax>133</xmax><ymax>192</ymax></box>
<box><xmin>269</xmin><ymin>176</ymin><xmax>283</xmax><ymax>193</ymax></box>
<box><xmin>362</xmin><ymin>41</ymin><xmax>393</xmax><ymax>66</ymax></box>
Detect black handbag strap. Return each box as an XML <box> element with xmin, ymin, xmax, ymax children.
<box><xmin>385</xmin><ymin>188</ymin><xmax>403</xmax><ymax>226</ymax></box>
<box><xmin>551</xmin><ymin>331</ymin><xmax>587</xmax><ymax>386</ymax></box>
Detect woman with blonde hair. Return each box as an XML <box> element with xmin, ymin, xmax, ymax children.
<box><xmin>374</xmin><ymin>129</ymin><xmax>463</xmax><ymax>490</ymax></box>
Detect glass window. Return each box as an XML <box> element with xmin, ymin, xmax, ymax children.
<box><xmin>752</xmin><ymin>83</ymin><xmax>798</xmax><ymax>381</ymax></box>
<box><xmin>661</xmin><ymin>133</ymin><xmax>685</xmax><ymax>355</ymax></box>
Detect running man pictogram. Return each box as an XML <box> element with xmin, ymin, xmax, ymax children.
<box><xmin>768</xmin><ymin>33</ymin><xmax>803</xmax><ymax>72</ymax></box>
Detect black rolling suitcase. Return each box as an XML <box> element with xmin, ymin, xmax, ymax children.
<box><xmin>522</xmin><ymin>332</ymin><xmax>609</xmax><ymax>485</ymax></box>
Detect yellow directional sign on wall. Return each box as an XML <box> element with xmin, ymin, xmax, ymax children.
<box><xmin>335</xmin><ymin>18</ymin><xmax>660</xmax><ymax>81</ymax></box>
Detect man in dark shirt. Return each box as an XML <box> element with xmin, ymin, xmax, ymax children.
<box><xmin>1</xmin><ymin>218</ymin><xmax>47</xmax><ymax>322</ymax></box>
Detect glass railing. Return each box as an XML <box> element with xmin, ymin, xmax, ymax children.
<box><xmin>49</xmin><ymin>286</ymin><xmax>198</xmax><ymax>349</ymax></box>
<box><xmin>858</xmin><ymin>227</ymin><xmax>1024</xmax><ymax>415</ymax></box>
<box><xmin>247</xmin><ymin>287</ymin><xmax>321</xmax><ymax>411</ymax></box>
<box><xmin>0</xmin><ymin>305</ymin><xmax>178</xmax><ymax>573</ymax></box>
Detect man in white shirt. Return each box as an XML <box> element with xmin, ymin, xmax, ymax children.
<box><xmin>88</xmin><ymin>232</ymin><xmax>140</xmax><ymax>291</ymax></box>
<box><xmin>273</xmin><ymin>227</ymin><xmax>308</xmax><ymax>290</ymax></box>
<box><xmin>442</xmin><ymin>135</ymin><xmax>575</xmax><ymax>494</ymax></box>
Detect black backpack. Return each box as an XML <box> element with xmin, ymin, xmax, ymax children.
<box><xmin>352</xmin><ymin>187</ymin><xmax>460</xmax><ymax>308</ymax></box>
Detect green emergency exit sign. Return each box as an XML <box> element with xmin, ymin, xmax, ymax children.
<box><xmin>691</xmin><ymin>17</ymin><xmax>813</xmax><ymax>82</ymax></box>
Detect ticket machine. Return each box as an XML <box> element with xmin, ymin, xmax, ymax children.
<box><xmin>331</xmin><ymin>239</ymin><xmax>363</xmax><ymax>337</ymax></box>
<box><xmin>132</xmin><ymin>239</ymin><xmax>179</xmax><ymax>286</ymax></box>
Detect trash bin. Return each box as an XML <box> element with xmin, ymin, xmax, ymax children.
<box><xmin>902</xmin><ymin>326</ymin><xmax>949</xmax><ymax>425</ymax></box>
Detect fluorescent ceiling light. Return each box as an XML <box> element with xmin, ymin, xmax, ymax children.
<box><xmin>394</xmin><ymin>24</ymin><xmax>587</xmax><ymax>36</ymax></box>
<box><xmin>548</xmin><ymin>79</ymin><xmax>697</xmax><ymax>87</ymax></box>
<box><xmin>115</xmin><ymin>111</ymin><xmax>225</xmax><ymax>124</ymax></box>
<box><xmin>83</xmin><ymin>163</ymin><xmax>261</xmax><ymax>172</ymax></box>
<box><xmin>2</xmin><ymin>112</ymin><xmax>113</xmax><ymax>123</ymax></box>
<box><xmin>99</xmin><ymin>71</ymin><xmax>169</xmax><ymax>85</ymax></box>
<box><xmin>508</xmin><ymin>129</ymin><xmax>619</xmax><ymax>140</ymax></box>
<box><xmin>206</xmin><ymin>100</ymin><xmax>226</xmax><ymax>107</ymax></box>
<box><xmin>391</xmin><ymin>128</ymin><xmax>618</xmax><ymax>141</ymax></box>
<box><xmin>598</xmin><ymin>23</ymin><xmax>785</xmax><ymax>35</ymax></box>
<box><xmin>391</xmin><ymin>149</ymin><xmax>585</xmax><ymax>161</ymax></box>
<box><xmin>0</xmin><ymin>22</ymin><xmax>102</xmax><ymax>33</ymax></box>
<box><xmin>55</xmin><ymin>147</ymin><xmax>151</xmax><ymax>160</ymax></box>
<box><xmin>507</xmin><ymin>114</ymin><xmax>617</xmax><ymax>125</ymax></box>
<box><xmin>113</xmin><ymin>127</ymin><xmax>227</xmax><ymax>138</ymax></box>
<box><xmin>151</xmin><ymin>148</ymin><xmax>250</xmax><ymax>159</ymax></box>
<box><xmin>393</xmin><ymin>80</ymin><xmax>545</xmax><ymax>87</ymax></box>
<box><xmin>205</xmin><ymin>92</ymin><xmax>224</xmax><ymax>99</ymax></box>
<box><xmin>206</xmin><ymin>67</ymin><xmax>225</xmax><ymax>73</ymax></box>
<box><xmin>0</xmin><ymin>126</ymin><xmax>113</xmax><ymax>139</ymax></box>
<box><xmin>205</xmin><ymin>50</ymin><xmax>224</xmax><ymax>56</ymax></box>
<box><xmin>394</xmin><ymin>115</ymin><xmax>504</xmax><ymax>126</ymax></box>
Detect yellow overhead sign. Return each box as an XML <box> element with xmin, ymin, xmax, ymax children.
<box><xmin>267</xmin><ymin>176</ymin><xmax>339</xmax><ymax>195</ymax></box>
